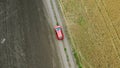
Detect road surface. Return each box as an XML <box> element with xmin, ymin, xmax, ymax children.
<box><xmin>43</xmin><ymin>0</ymin><xmax>77</xmax><ymax>68</ymax></box>
<box><xmin>0</xmin><ymin>0</ymin><xmax>61</xmax><ymax>68</ymax></box>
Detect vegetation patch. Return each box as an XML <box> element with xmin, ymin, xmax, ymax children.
<box><xmin>73</xmin><ymin>49</ymin><xmax>82</xmax><ymax>68</ymax></box>
<box><xmin>77</xmin><ymin>16</ymin><xmax>86</xmax><ymax>25</ymax></box>
<box><xmin>64</xmin><ymin>48</ymin><xmax>69</xmax><ymax>61</ymax></box>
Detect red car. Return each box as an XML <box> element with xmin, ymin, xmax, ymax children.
<box><xmin>54</xmin><ymin>26</ymin><xmax>64</xmax><ymax>40</ymax></box>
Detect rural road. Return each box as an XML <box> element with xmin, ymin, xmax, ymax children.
<box><xmin>43</xmin><ymin>0</ymin><xmax>77</xmax><ymax>68</ymax></box>
<box><xmin>0</xmin><ymin>0</ymin><xmax>76</xmax><ymax>68</ymax></box>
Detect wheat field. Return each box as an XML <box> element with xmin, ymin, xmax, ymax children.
<box><xmin>59</xmin><ymin>0</ymin><xmax>120</xmax><ymax>68</ymax></box>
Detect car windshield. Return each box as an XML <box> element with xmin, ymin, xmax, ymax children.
<box><xmin>56</xmin><ymin>27</ymin><xmax>61</xmax><ymax>31</ymax></box>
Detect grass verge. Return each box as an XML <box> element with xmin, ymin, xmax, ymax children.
<box><xmin>73</xmin><ymin>49</ymin><xmax>82</xmax><ymax>68</ymax></box>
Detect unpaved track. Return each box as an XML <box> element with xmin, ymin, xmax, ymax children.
<box><xmin>0</xmin><ymin>0</ymin><xmax>61</xmax><ymax>68</ymax></box>
<box><xmin>43</xmin><ymin>0</ymin><xmax>77</xmax><ymax>68</ymax></box>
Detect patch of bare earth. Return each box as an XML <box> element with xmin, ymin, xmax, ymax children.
<box><xmin>58</xmin><ymin>0</ymin><xmax>120</xmax><ymax>68</ymax></box>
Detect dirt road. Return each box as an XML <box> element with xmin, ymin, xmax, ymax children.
<box><xmin>43</xmin><ymin>0</ymin><xmax>77</xmax><ymax>68</ymax></box>
<box><xmin>0</xmin><ymin>0</ymin><xmax>61</xmax><ymax>68</ymax></box>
